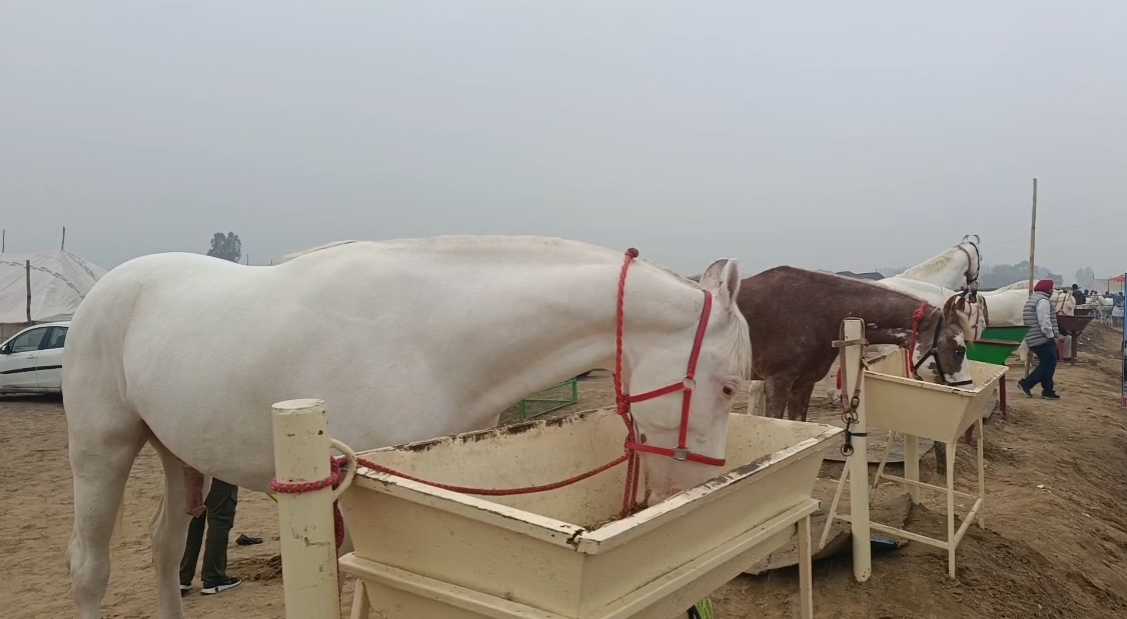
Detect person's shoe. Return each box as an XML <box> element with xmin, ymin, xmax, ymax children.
<box><xmin>200</xmin><ymin>576</ymin><xmax>242</xmax><ymax>595</ymax></box>
<box><xmin>180</xmin><ymin>584</ymin><xmax>192</xmax><ymax>597</ymax></box>
<box><xmin>1016</xmin><ymin>380</ymin><xmax>1034</xmax><ymax>398</ymax></box>
<box><xmin>1042</xmin><ymin>392</ymin><xmax>1061</xmax><ymax>400</ymax></box>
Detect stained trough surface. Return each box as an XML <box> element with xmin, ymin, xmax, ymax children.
<box><xmin>2</xmin><ymin>324</ymin><xmax>1127</xmax><ymax>618</ymax></box>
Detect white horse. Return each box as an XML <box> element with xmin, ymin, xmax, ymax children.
<box><xmin>980</xmin><ymin>283</ymin><xmax>1076</xmax><ymax>327</ymax></box>
<box><xmin>889</xmin><ymin>234</ymin><xmax>983</xmax><ymax>291</ymax></box>
<box><xmin>62</xmin><ymin>235</ymin><xmax>753</xmax><ymax>619</ymax></box>
<box><xmin>813</xmin><ymin>235</ymin><xmax>984</xmax><ymax>406</ymax></box>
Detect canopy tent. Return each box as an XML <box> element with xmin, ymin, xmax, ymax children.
<box><xmin>0</xmin><ymin>250</ymin><xmax>107</xmax><ymax>339</ymax></box>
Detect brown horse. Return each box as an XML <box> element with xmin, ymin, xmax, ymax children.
<box><xmin>738</xmin><ymin>266</ymin><xmax>976</xmax><ymax>423</ymax></box>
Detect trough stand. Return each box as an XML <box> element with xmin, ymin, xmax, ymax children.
<box><xmin>820</xmin><ymin>319</ymin><xmax>1005</xmax><ymax>578</ymax></box>
<box><xmin>1057</xmin><ymin>310</ymin><xmax>1096</xmax><ymax>367</ymax></box>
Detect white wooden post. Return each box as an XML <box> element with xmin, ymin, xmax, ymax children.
<box><xmin>272</xmin><ymin>398</ymin><xmax>341</xmax><ymax>619</ymax></box>
<box><xmin>841</xmin><ymin>318</ymin><xmax>873</xmax><ymax>582</ymax></box>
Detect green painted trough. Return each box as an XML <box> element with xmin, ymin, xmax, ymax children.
<box><xmin>967</xmin><ymin>326</ymin><xmax>1027</xmax><ymax>366</ymax></box>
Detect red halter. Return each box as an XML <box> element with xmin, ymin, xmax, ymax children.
<box><xmin>613</xmin><ymin>249</ymin><xmax>724</xmax><ymax>469</ymax></box>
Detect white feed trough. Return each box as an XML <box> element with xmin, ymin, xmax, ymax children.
<box><xmin>338</xmin><ymin>407</ymin><xmax>842</xmax><ymax>619</ymax></box>
<box><xmin>822</xmin><ymin>338</ymin><xmax>1008</xmax><ymax>579</ymax></box>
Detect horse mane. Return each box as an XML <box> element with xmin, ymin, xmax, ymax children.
<box><xmin>897</xmin><ymin>246</ymin><xmax>965</xmax><ymax>281</ymax></box>
<box><xmin>282</xmin><ymin>240</ymin><xmax>360</xmax><ymax>262</ymax></box>
<box><xmin>280</xmin><ymin>235</ymin><xmax>699</xmax><ymax>287</ymax></box>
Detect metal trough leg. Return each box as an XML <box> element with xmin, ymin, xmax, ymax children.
<box><xmin>798</xmin><ymin>515</ymin><xmax>813</xmax><ymax>619</ymax></box>
<box><xmin>946</xmin><ymin>441</ymin><xmax>957</xmax><ymax>578</ymax></box>
<box><xmin>903</xmin><ymin>435</ymin><xmax>920</xmax><ymax>505</ymax></box>
<box><xmin>350</xmin><ymin>580</ymin><xmax>371</xmax><ymax>619</ymax></box>
<box><xmin>977</xmin><ymin>417</ymin><xmax>986</xmax><ymax>529</ymax></box>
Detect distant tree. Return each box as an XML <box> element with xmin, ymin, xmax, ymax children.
<box><xmin>979</xmin><ymin>261</ymin><xmax>1062</xmax><ymax>289</ymax></box>
<box><xmin>1075</xmin><ymin>267</ymin><xmax>1096</xmax><ymax>288</ymax></box>
<box><xmin>207</xmin><ymin>232</ymin><xmax>242</xmax><ymax>263</ymax></box>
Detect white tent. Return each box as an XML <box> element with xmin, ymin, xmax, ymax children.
<box><xmin>0</xmin><ymin>250</ymin><xmax>107</xmax><ymax>339</ymax></box>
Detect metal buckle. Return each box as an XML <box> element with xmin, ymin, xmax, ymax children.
<box><xmin>681</xmin><ymin>376</ymin><xmax>696</xmax><ymax>390</ymax></box>
<box><xmin>672</xmin><ymin>447</ymin><xmax>689</xmax><ymax>461</ymax></box>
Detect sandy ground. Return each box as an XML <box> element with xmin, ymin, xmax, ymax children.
<box><xmin>3</xmin><ymin>323</ymin><xmax>1127</xmax><ymax>618</ymax></box>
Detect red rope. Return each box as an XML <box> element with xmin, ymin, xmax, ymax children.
<box><xmin>906</xmin><ymin>302</ymin><xmax>929</xmax><ymax>377</ymax></box>
<box><xmin>614</xmin><ymin>248</ymin><xmax>643</xmax><ymax>517</ymax></box>
<box><xmin>269</xmin><ymin>458</ymin><xmax>347</xmax><ymax>549</ymax></box>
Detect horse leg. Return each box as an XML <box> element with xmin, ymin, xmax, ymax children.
<box><xmin>746</xmin><ymin>380</ymin><xmax>766</xmax><ymax>416</ymax></box>
<box><xmin>787</xmin><ymin>382</ymin><xmax>816</xmax><ymax>423</ymax></box>
<box><xmin>148</xmin><ymin>438</ymin><xmax>199</xmax><ymax>619</ymax></box>
<box><xmin>67</xmin><ymin>419</ymin><xmax>146</xmax><ymax>619</ymax></box>
<box><xmin>824</xmin><ymin>357</ymin><xmax>843</xmax><ymax>405</ymax></box>
<box><xmin>763</xmin><ymin>376</ymin><xmax>794</xmax><ymax>419</ymax></box>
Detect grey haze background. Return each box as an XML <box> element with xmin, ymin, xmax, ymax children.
<box><xmin>2</xmin><ymin>2</ymin><xmax>1124</xmax><ymax>282</ymax></box>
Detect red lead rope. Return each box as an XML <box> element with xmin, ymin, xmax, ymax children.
<box><xmin>269</xmin><ymin>248</ymin><xmax>720</xmax><ymax>547</ymax></box>
<box><xmin>906</xmin><ymin>302</ymin><xmax>929</xmax><ymax>378</ymax></box>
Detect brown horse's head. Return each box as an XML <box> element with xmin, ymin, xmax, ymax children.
<box><xmin>942</xmin><ymin>291</ymin><xmax>985</xmax><ymax>343</ymax></box>
<box><xmin>912</xmin><ymin>302</ymin><xmax>974</xmax><ymax>388</ymax></box>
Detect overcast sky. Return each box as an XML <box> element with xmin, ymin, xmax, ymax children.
<box><xmin>2</xmin><ymin>2</ymin><xmax>1124</xmax><ymax>283</ymax></box>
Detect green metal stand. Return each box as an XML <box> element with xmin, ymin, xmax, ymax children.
<box><xmin>517</xmin><ymin>378</ymin><xmax>579</xmax><ymax>420</ymax></box>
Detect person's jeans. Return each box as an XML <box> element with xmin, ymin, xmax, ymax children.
<box><xmin>179</xmin><ymin>479</ymin><xmax>238</xmax><ymax>586</ymax></box>
<box><xmin>1023</xmin><ymin>340</ymin><xmax>1058</xmax><ymax>395</ymax></box>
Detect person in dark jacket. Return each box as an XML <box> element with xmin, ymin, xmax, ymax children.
<box><xmin>1071</xmin><ymin>284</ymin><xmax>1087</xmax><ymax>306</ymax></box>
<box><xmin>179</xmin><ymin>479</ymin><xmax>242</xmax><ymax>596</ymax></box>
<box><xmin>1017</xmin><ymin>279</ymin><xmax>1063</xmax><ymax>400</ymax></box>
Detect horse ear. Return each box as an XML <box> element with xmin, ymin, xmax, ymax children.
<box><xmin>697</xmin><ymin>259</ymin><xmax>728</xmax><ymax>291</ymax></box>
<box><xmin>698</xmin><ymin>258</ymin><xmax>741</xmax><ymax>308</ymax></box>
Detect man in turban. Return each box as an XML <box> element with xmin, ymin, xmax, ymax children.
<box><xmin>1017</xmin><ymin>279</ymin><xmax>1063</xmax><ymax>399</ymax></box>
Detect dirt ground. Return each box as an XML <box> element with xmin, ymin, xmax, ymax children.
<box><xmin>3</xmin><ymin>323</ymin><xmax>1127</xmax><ymax>618</ymax></box>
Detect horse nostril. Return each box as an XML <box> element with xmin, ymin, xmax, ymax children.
<box><xmin>639</xmin><ymin>433</ymin><xmax>647</xmax><ymax>444</ymax></box>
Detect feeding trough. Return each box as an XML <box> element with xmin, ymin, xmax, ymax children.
<box><xmin>1057</xmin><ymin>309</ymin><xmax>1096</xmax><ymax>366</ymax></box>
<box><xmin>821</xmin><ymin>326</ymin><xmax>1008</xmax><ymax>579</ymax></box>
<box><xmin>337</xmin><ymin>407</ymin><xmax>842</xmax><ymax>619</ymax></box>
<box><xmin>966</xmin><ymin>338</ymin><xmax>1021</xmax><ymax>366</ymax></box>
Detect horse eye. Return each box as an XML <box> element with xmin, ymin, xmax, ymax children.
<box><xmin>722</xmin><ymin>386</ymin><xmax>735</xmax><ymax>397</ymax></box>
<box><xmin>955</xmin><ymin>346</ymin><xmax>966</xmax><ymax>357</ymax></box>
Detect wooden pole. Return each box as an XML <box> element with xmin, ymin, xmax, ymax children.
<box><xmin>25</xmin><ymin>260</ymin><xmax>32</xmax><ymax>323</ymax></box>
<box><xmin>61</xmin><ymin>226</ymin><xmax>66</xmax><ymax>251</ymax></box>
<box><xmin>1024</xmin><ymin>178</ymin><xmax>1038</xmax><ymax>379</ymax></box>
<box><xmin>841</xmin><ymin>318</ymin><xmax>872</xmax><ymax>583</ymax></box>
<box><xmin>271</xmin><ymin>398</ymin><xmax>341</xmax><ymax>619</ymax></box>
<box><xmin>2</xmin><ymin>229</ymin><xmax>5</xmax><ymax>252</ymax></box>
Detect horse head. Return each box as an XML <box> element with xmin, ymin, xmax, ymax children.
<box><xmin>912</xmin><ymin>302</ymin><xmax>974</xmax><ymax>388</ymax></box>
<box><xmin>627</xmin><ymin>257</ymin><xmax>752</xmax><ymax>503</ymax></box>
<box><xmin>957</xmin><ymin>235</ymin><xmax>983</xmax><ymax>292</ymax></box>
<box><xmin>945</xmin><ymin>289</ymin><xmax>986</xmax><ymax>342</ymax></box>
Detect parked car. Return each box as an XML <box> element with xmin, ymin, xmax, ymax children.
<box><xmin>0</xmin><ymin>321</ymin><xmax>70</xmax><ymax>395</ymax></box>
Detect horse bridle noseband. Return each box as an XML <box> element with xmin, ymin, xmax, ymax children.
<box><xmin>956</xmin><ymin>241</ymin><xmax>981</xmax><ymax>290</ymax></box>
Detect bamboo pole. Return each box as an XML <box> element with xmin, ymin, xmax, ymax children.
<box><xmin>271</xmin><ymin>398</ymin><xmax>341</xmax><ymax>619</ymax></box>
<box><xmin>25</xmin><ymin>260</ymin><xmax>32</xmax><ymax>323</ymax></box>
<box><xmin>1024</xmin><ymin>178</ymin><xmax>1038</xmax><ymax>379</ymax></box>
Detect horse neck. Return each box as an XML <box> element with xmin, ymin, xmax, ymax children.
<box><xmin>863</xmin><ymin>304</ymin><xmax>942</xmax><ymax>349</ymax></box>
<box><xmin>423</xmin><ymin>254</ymin><xmax>707</xmax><ymax>418</ymax></box>
<box><xmin>897</xmin><ymin>247</ymin><xmax>969</xmax><ymax>289</ymax></box>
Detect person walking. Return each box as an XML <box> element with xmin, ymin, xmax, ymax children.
<box><xmin>179</xmin><ymin>478</ymin><xmax>243</xmax><ymax>596</ymax></box>
<box><xmin>1017</xmin><ymin>279</ymin><xmax>1063</xmax><ymax>400</ymax></box>
<box><xmin>1071</xmin><ymin>283</ymin><xmax>1087</xmax><ymax>306</ymax></box>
